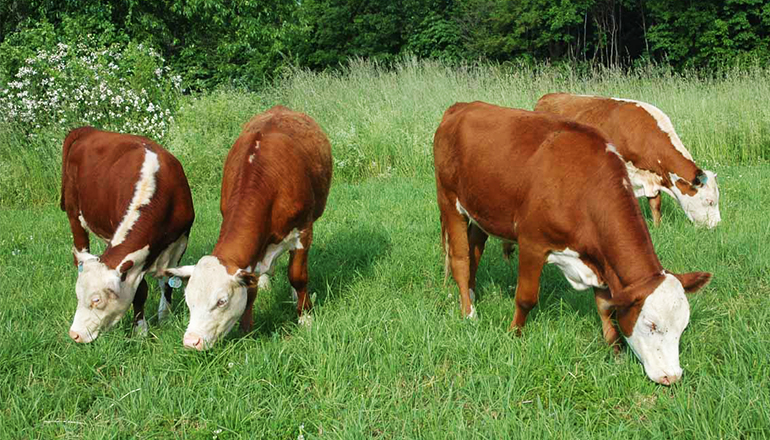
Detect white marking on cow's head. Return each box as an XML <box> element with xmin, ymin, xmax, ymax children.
<box><xmin>111</xmin><ymin>149</ymin><xmax>160</xmax><ymax>247</ymax></box>
<box><xmin>174</xmin><ymin>256</ymin><xmax>257</xmax><ymax>350</ymax></box>
<box><xmin>69</xmin><ymin>246</ymin><xmax>149</xmax><ymax>343</ymax></box>
<box><xmin>663</xmin><ymin>171</ymin><xmax>721</xmax><ymax>228</ymax></box>
<box><xmin>624</xmin><ymin>274</ymin><xmax>690</xmax><ymax>385</ymax></box>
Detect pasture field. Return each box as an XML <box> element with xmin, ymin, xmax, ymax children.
<box><xmin>2</xmin><ymin>168</ymin><xmax>770</xmax><ymax>438</ymax></box>
<box><xmin>1</xmin><ymin>61</ymin><xmax>770</xmax><ymax>438</ymax></box>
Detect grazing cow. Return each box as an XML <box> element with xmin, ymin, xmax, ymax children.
<box><xmin>534</xmin><ymin>93</ymin><xmax>721</xmax><ymax>228</ymax></box>
<box><xmin>166</xmin><ymin>106</ymin><xmax>332</xmax><ymax>351</ymax></box>
<box><xmin>61</xmin><ymin>127</ymin><xmax>195</xmax><ymax>343</ymax></box>
<box><xmin>434</xmin><ymin>102</ymin><xmax>711</xmax><ymax>385</ymax></box>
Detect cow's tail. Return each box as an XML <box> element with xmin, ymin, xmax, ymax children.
<box><xmin>60</xmin><ymin>127</ymin><xmax>94</xmax><ymax>211</ymax></box>
<box><xmin>441</xmin><ymin>219</ymin><xmax>450</xmax><ymax>287</ymax></box>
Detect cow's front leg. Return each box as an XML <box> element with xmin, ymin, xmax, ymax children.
<box><xmin>510</xmin><ymin>245</ymin><xmax>545</xmax><ymax>333</ymax></box>
<box><xmin>648</xmin><ymin>193</ymin><xmax>662</xmax><ymax>226</ymax></box>
<box><xmin>594</xmin><ymin>287</ymin><xmax>622</xmax><ymax>353</ymax></box>
<box><xmin>239</xmin><ymin>286</ymin><xmax>257</xmax><ymax>333</ymax></box>
<box><xmin>66</xmin><ymin>214</ymin><xmax>90</xmax><ymax>267</ymax></box>
<box><xmin>289</xmin><ymin>227</ymin><xmax>314</xmax><ymax>327</ymax></box>
<box><xmin>133</xmin><ymin>278</ymin><xmax>149</xmax><ymax>336</ymax></box>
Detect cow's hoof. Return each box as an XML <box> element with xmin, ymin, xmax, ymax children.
<box><xmin>298</xmin><ymin>314</ymin><xmax>313</xmax><ymax>328</ymax></box>
<box><xmin>466</xmin><ymin>305</ymin><xmax>478</xmax><ymax>320</ymax></box>
<box><xmin>133</xmin><ymin>319</ymin><xmax>149</xmax><ymax>337</ymax></box>
<box><xmin>258</xmin><ymin>274</ymin><xmax>271</xmax><ymax>290</ymax></box>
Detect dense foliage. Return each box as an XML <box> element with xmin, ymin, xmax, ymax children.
<box><xmin>0</xmin><ymin>36</ymin><xmax>180</xmax><ymax>140</ymax></box>
<box><xmin>2</xmin><ymin>0</ymin><xmax>768</xmax><ymax>91</ymax></box>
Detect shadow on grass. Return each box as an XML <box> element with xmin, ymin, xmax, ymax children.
<box><xmin>472</xmin><ymin>241</ymin><xmax>601</xmax><ymax>326</ymax></box>
<box><xmin>245</xmin><ymin>224</ymin><xmax>391</xmax><ymax>338</ymax></box>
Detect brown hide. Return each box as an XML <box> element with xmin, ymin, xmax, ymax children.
<box><xmin>212</xmin><ymin>105</ymin><xmax>332</xmax><ymax>273</ymax></box>
<box><xmin>434</xmin><ymin>101</ymin><xmax>676</xmax><ymax>336</ymax></box>
<box><xmin>534</xmin><ymin>93</ymin><xmax>702</xmax><ymax>192</ymax></box>
<box><xmin>60</xmin><ymin>127</ymin><xmax>195</xmax><ymax>270</ymax></box>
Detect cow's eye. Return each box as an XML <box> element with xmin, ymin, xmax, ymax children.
<box><xmin>216</xmin><ymin>298</ymin><xmax>228</xmax><ymax>308</ymax></box>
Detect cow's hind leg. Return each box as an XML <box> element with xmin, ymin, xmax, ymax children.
<box><xmin>440</xmin><ymin>198</ymin><xmax>475</xmax><ymax>318</ymax></box>
<box><xmin>468</xmin><ymin>224</ymin><xmax>488</xmax><ymax>306</ymax></box>
<box><xmin>594</xmin><ymin>287</ymin><xmax>622</xmax><ymax>353</ymax></box>
<box><xmin>648</xmin><ymin>194</ymin><xmax>662</xmax><ymax>226</ymax></box>
<box><xmin>509</xmin><ymin>244</ymin><xmax>545</xmax><ymax>333</ymax></box>
<box><xmin>133</xmin><ymin>278</ymin><xmax>149</xmax><ymax>336</ymax></box>
<box><xmin>501</xmin><ymin>242</ymin><xmax>516</xmax><ymax>261</ymax></box>
<box><xmin>288</xmin><ymin>227</ymin><xmax>314</xmax><ymax>327</ymax></box>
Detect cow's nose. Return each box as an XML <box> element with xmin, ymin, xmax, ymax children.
<box><xmin>69</xmin><ymin>330</ymin><xmax>82</xmax><ymax>343</ymax></box>
<box><xmin>183</xmin><ymin>333</ymin><xmax>204</xmax><ymax>350</ymax></box>
<box><xmin>658</xmin><ymin>373</ymin><xmax>681</xmax><ymax>386</ymax></box>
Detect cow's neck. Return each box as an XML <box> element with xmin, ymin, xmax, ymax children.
<box><xmin>591</xmin><ymin>215</ymin><xmax>664</xmax><ymax>294</ymax></box>
<box><xmin>659</xmin><ymin>151</ymin><xmax>700</xmax><ymax>187</ymax></box>
<box><xmin>100</xmin><ymin>241</ymin><xmax>150</xmax><ymax>271</ymax></box>
<box><xmin>212</xmin><ymin>204</ymin><xmax>270</xmax><ymax>271</ymax></box>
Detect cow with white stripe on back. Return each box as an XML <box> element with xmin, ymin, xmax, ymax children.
<box><xmin>61</xmin><ymin>127</ymin><xmax>195</xmax><ymax>343</ymax></box>
<box><xmin>534</xmin><ymin>93</ymin><xmax>721</xmax><ymax>228</ymax></box>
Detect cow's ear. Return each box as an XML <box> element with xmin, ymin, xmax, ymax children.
<box><xmin>233</xmin><ymin>269</ymin><xmax>259</xmax><ymax>288</ymax></box>
<box><xmin>693</xmin><ymin>170</ymin><xmax>708</xmax><ymax>188</ymax></box>
<box><xmin>607</xmin><ymin>274</ymin><xmax>666</xmax><ymax>309</ymax></box>
<box><xmin>119</xmin><ymin>260</ymin><xmax>134</xmax><ymax>281</ymax></box>
<box><xmin>165</xmin><ymin>266</ymin><xmax>194</xmax><ymax>279</ymax></box>
<box><xmin>73</xmin><ymin>248</ymin><xmax>98</xmax><ymax>264</ymax></box>
<box><xmin>119</xmin><ymin>260</ymin><xmax>134</xmax><ymax>273</ymax></box>
<box><xmin>667</xmin><ymin>271</ymin><xmax>712</xmax><ymax>293</ymax></box>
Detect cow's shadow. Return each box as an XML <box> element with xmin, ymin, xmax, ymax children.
<box><xmin>246</xmin><ymin>224</ymin><xmax>391</xmax><ymax>338</ymax></box>
<box><xmin>471</xmin><ymin>241</ymin><xmax>600</xmax><ymax>327</ymax></box>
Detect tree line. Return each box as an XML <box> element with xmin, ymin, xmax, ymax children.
<box><xmin>2</xmin><ymin>0</ymin><xmax>768</xmax><ymax>90</ymax></box>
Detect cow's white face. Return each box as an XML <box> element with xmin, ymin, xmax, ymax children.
<box><xmin>173</xmin><ymin>256</ymin><xmax>250</xmax><ymax>350</ymax></box>
<box><xmin>69</xmin><ymin>248</ymin><xmax>148</xmax><ymax>343</ymax></box>
<box><xmin>624</xmin><ymin>274</ymin><xmax>690</xmax><ymax>385</ymax></box>
<box><xmin>667</xmin><ymin>170</ymin><xmax>721</xmax><ymax>228</ymax></box>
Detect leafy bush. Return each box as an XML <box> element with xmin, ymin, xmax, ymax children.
<box><xmin>0</xmin><ymin>35</ymin><xmax>181</xmax><ymax>141</ymax></box>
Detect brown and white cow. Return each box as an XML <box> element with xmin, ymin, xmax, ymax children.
<box><xmin>534</xmin><ymin>93</ymin><xmax>721</xmax><ymax>228</ymax></box>
<box><xmin>166</xmin><ymin>106</ymin><xmax>332</xmax><ymax>350</ymax></box>
<box><xmin>61</xmin><ymin>127</ymin><xmax>195</xmax><ymax>343</ymax></box>
<box><xmin>434</xmin><ymin>101</ymin><xmax>711</xmax><ymax>385</ymax></box>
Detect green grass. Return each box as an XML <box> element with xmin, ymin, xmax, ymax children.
<box><xmin>2</xmin><ymin>59</ymin><xmax>770</xmax><ymax>207</ymax></box>
<box><xmin>1</xmin><ymin>164</ymin><xmax>769</xmax><ymax>438</ymax></box>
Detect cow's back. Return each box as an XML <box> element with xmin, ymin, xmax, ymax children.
<box><xmin>61</xmin><ymin>128</ymin><xmax>194</xmax><ymax>249</ymax></box>
<box><xmin>434</xmin><ymin>101</ymin><xmax>631</xmax><ymax>243</ymax></box>
<box><xmin>221</xmin><ymin>106</ymin><xmax>332</xmax><ymax>222</ymax></box>
<box><xmin>535</xmin><ymin>93</ymin><xmax>698</xmax><ymax>182</ymax></box>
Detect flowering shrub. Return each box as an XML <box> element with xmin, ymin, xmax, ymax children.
<box><xmin>0</xmin><ymin>37</ymin><xmax>181</xmax><ymax>141</ymax></box>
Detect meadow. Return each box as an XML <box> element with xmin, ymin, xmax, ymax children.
<box><xmin>1</xmin><ymin>60</ymin><xmax>769</xmax><ymax>438</ymax></box>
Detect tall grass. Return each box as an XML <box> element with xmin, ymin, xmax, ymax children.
<box><xmin>1</xmin><ymin>58</ymin><xmax>769</xmax><ymax>207</ymax></box>
<box><xmin>1</xmin><ymin>170</ymin><xmax>769</xmax><ymax>437</ymax></box>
